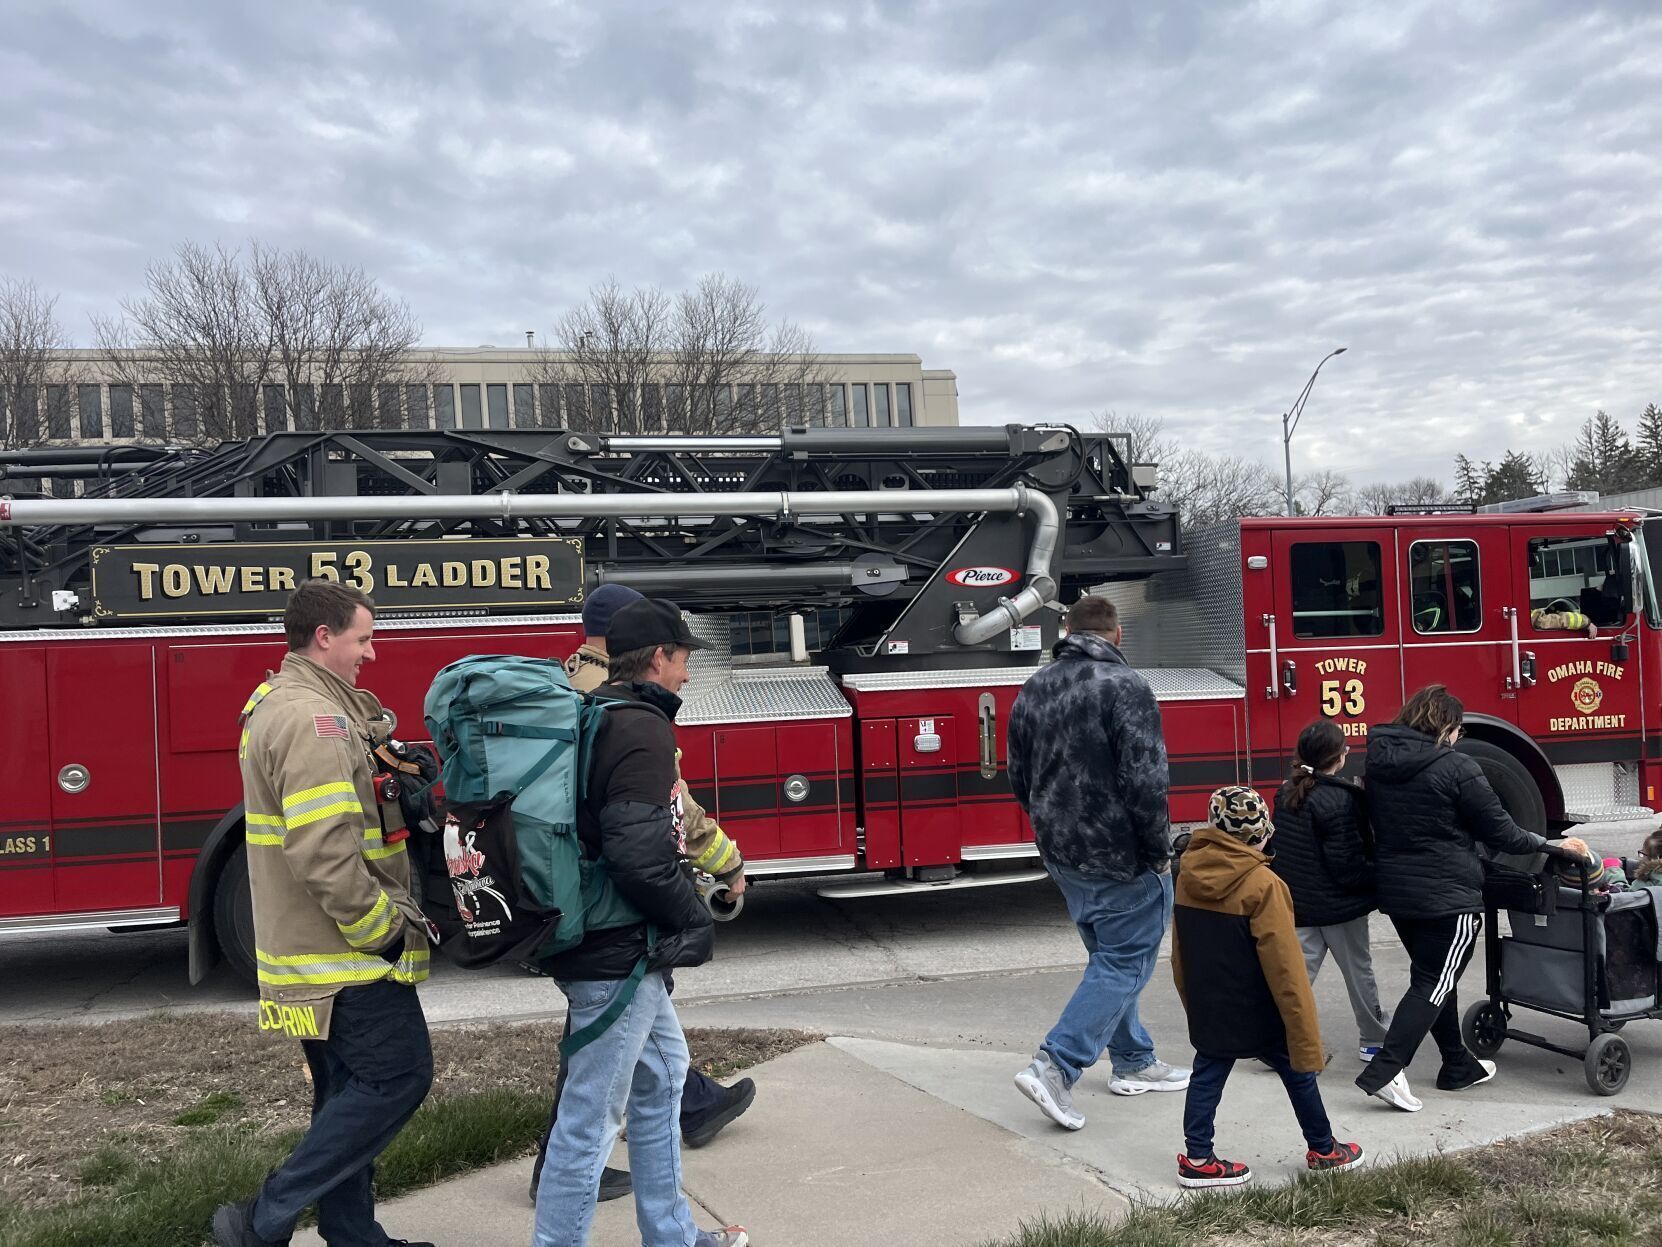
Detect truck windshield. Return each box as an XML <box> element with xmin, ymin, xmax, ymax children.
<box><xmin>1641</xmin><ymin>520</ymin><xmax>1662</xmax><ymax>628</ymax></box>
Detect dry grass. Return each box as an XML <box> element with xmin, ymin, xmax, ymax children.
<box><xmin>0</xmin><ymin>1011</ymin><xmax>814</xmax><ymax>1212</ymax></box>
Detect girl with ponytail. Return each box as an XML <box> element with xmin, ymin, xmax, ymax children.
<box><xmin>1271</xmin><ymin>720</ymin><xmax>1391</xmax><ymax>1065</ymax></box>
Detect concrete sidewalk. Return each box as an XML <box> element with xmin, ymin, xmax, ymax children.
<box><xmin>293</xmin><ymin>1040</ymin><xmax>1121</xmax><ymax>1247</ymax></box>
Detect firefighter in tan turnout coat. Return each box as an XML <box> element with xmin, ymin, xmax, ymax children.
<box><xmin>214</xmin><ymin>579</ymin><xmax>437</xmax><ymax>1247</ymax></box>
<box><xmin>528</xmin><ymin>583</ymin><xmax>756</xmax><ymax>1206</ymax></box>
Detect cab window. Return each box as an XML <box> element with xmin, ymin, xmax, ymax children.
<box><xmin>1527</xmin><ymin>535</ymin><xmax>1631</xmax><ymax>630</ymax></box>
<box><xmin>1408</xmin><ymin>540</ymin><xmax>1481</xmax><ymax>634</ymax></box>
<box><xmin>1289</xmin><ymin>541</ymin><xmax>1384</xmax><ymax>639</ymax></box>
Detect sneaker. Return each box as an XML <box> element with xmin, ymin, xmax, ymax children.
<box><xmin>1014</xmin><ymin>1050</ymin><xmax>1085</xmax><ymax>1130</ymax></box>
<box><xmin>683</xmin><ymin>1078</ymin><xmax>757</xmax><ymax>1148</ymax></box>
<box><xmin>1177</xmin><ymin>1153</ymin><xmax>1252</xmax><ymax>1188</ymax></box>
<box><xmin>1110</xmin><ymin>1060</ymin><xmax>1192</xmax><ymax>1095</ymax></box>
<box><xmin>1437</xmin><ymin>1058</ymin><xmax>1497</xmax><ymax>1092</ymax></box>
<box><xmin>695</xmin><ymin>1228</ymin><xmax>750</xmax><ymax>1247</ymax></box>
<box><xmin>1370</xmin><ymin>1070</ymin><xmax>1422</xmax><ymax>1112</ymax></box>
<box><xmin>1358</xmin><ymin>1045</ymin><xmax>1381</xmax><ymax>1063</ymax></box>
<box><xmin>1307</xmin><ymin>1140</ymin><xmax>1365</xmax><ymax>1173</ymax></box>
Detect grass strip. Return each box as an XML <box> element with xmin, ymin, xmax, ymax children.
<box><xmin>0</xmin><ymin>1088</ymin><xmax>547</xmax><ymax>1247</ymax></box>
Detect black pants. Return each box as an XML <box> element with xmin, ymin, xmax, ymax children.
<box><xmin>253</xmin><ymin>981</ymin><xmax>434</xmax><ymax>1247</ymax></box>
<box><xmin>530</xmin><ymin>1007</ymin><xmax>724</xmax><ymax>1189</ymax></box>
<box><xmin>1356</xmin><ymin>913</ymin><xmax>1483</xmax><ymax>1095</ymax></box>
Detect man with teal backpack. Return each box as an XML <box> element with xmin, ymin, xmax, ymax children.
<box><xmin>527</xmin><ymin>598</ymin><xmax>749</xmax><ymax>1247</ymax></box>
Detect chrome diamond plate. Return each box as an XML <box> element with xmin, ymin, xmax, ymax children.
<box><xmin>1141</xmin><ymin>668</ymin><xmax>1246</xmax><ymax>700</ymax></box>
<box><xmin>840</xmin><ymin>666</ymin><xmax>1040</xmax><ymax>691</ymax></box>
<box><xmin>1097</xmin><ymin>519</ymin><xmax>1245</xmax><ymax>682</ymax></box>
<box><xmin>680</xmin><ymin>666</ymin><xmax>852</xmax><ymax>725</ymax></box>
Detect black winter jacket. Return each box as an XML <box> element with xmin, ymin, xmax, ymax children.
<box><xmin>1270</xmin><ymin>775</ymin><xmax>1376</xmax><ymax>927</ymax></box>
<box><xmin>1365</xmin><ymin>724</ymin><xmax>1546</xmax><ymax>920</ymax></box>
<box><xmin>1006</xmin><ymin>633</ymin><xmax>1170</xmax><ymax>881</ymax></box>
<box><xmin>540</xmin><ymin>682</ymin><xmax>714</xmax><ymax>981</ymax></box>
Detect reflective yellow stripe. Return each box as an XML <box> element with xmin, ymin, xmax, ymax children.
<box><xmin>693</xmin><ymin>831</ymin><xmax>738</xmax><ymax>877</ymax></box>
<box><xmin>240</xmin><ymin>681</ymin><xmax>275</xmax><ymax>716</ymax></box>
<box><xmin>257</xmin><ymin>964</ymin><xmax>390</xmax><ymax>987</ymax></box>
<box><xmin>257</xmin><ymin>948</ymin><xmax>387</xmax><ymax>966</ymax></box>
<box><xmin>248</xmin><ymin>812</ymin><xmax>283</xmax><ymax>826</ymax></box>
<box><xmin>245</xmin><ymin>810</ymin><xmax>285</xmax><ymax>847</ymax></box>
<box><xmin>362</xmin><ymin>840</ymin><xmax>407</xmax><ymax>861</ymax></box>
<box><xmin>283</xmin><ymin>781</ymin><xmax>357</xmax><ymax>809</ymax></box>
<box><xmin>285</xmin><ymin>799</ymin><xmax>364</xmax><ymax>830</ymax></box>
<box><xmin>247</xmin><ymin>831</ymin><xmax>285</xmax><ymax>846</ymax></box>
<box><xmin>338</xmin><ymin>891</ymin><xmax>392</xmax><ymax>947</ymax></box>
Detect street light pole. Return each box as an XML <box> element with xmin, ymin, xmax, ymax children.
<box><xmin>1281</xmin><ymin>347</ymin><xmax>1347</xmax><ymax>516</ymax></box>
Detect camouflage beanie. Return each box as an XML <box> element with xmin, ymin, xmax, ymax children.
<box><xmin>1208</xmin><ymin>786</ymin><xmax>1273</xmax><ymax>846</ymax></box>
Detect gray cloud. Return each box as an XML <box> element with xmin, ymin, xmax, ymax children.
<box><xmin>2</xmin><ymin>0</ymin><xmax>1660</xmax><ymax>485</ymax></box>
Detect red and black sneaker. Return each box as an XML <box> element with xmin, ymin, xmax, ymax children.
<box><xmin>1177</xmin><ymin>1154</ymin><xmax>1253</xmax><ymax>1188</ymax></box>
<box><xmin>1307</xmin><ymin>1140</ymin><xmax>1365</xmax><ymax>1173</ymax></box>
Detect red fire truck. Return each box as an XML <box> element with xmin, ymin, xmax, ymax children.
<box><xmin>1</xmin><ymin>428</ymin><xmax>1655</xmax><ymax>986</ymax></box>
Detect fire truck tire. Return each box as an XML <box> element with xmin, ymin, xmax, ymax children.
<box><xmin>212</xmin><ymin>843</ymin><xmax>259</xmax><ymax>987</ymax></box>
<box><xmin>1458</xmin><ymin>738</ymin><xmax>1547</xmax><ymax>834</ymax></box>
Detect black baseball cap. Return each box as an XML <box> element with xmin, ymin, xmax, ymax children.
<box><xmin>606</xmin><ymin>598</ymin><xmax>710</xmax><ymax>654</ymax></box>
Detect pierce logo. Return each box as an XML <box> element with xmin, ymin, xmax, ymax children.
<box><xmin>946</xmin><ymin>566</ymin><xmax>1020</xmax><ymax>587</ymax></box>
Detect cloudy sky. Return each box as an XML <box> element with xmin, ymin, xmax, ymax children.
<box><xmin>3</xmin><ymin>0</ymin><xmax>1660</xmax><ymax>485</ymax></box>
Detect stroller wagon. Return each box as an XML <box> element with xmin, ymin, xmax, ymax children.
<box><xmin>1462</xmin><ymin>846</ymin><xmax>1662</xmax><ymax>1095</ymax></box>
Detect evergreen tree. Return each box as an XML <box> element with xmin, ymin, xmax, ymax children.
<box><xmin>1636</xmin><ymin>402</ymin><xmax>1662</xmax><ymax>486</ymax></box>
<box><xmin>1565</xmin><ymin>410</ymin><xmax>1640</xmax><ymax>494</ymax></box>
<box><xmin>1482</xmin><ymin>450</ymin><xmax>1545</xmax><ymax>505</ymax></box>
<box><xmin>1453</xmin><ymin>453</ymin><xmax>1483</xmax><ymax>504</ymax></box>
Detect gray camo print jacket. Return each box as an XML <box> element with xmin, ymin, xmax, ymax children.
<box><xmin>1006</xmin><ymin>633</ymin><xmax>1171</xmax><ymax>881</ymax></box>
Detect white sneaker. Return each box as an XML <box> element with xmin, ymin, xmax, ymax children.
<box><xmin>1014</xmin><ymin>1050</ymin><xmax>1085</xmax><ymax>1130</ymax></box>
<box><xmin>1371</xmin><ymin>1071</ymin><xmax>1422</xmax><ymax>1112</ymax></box>
<box><xmin>1109</xmin><ymin>1059</ymin><xmax>1192</xmax><ymax>1095</ymax></box>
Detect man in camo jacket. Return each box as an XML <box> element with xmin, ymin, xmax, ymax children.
<box><xmin>1007</xmin><ymin>594</ymin><xmax>1189</xmax><ymax>1131</ymax></box>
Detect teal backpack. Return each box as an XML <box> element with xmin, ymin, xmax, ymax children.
<box><xmin>421</xmin><ymin>654</ymin><xmax>652</xmax><ymax>1054</ymax></box>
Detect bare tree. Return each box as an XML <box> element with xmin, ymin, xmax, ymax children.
<box><xmin>0</xmin><ymin>278</ymin><xmax>69</xmax><ymax>449</ymax></box>
<box><xmin>96</xmin><ymin>240</ymin><xmax>429</xmax><ymax>442</ymax></box>
<box><xmin>1157</xmin><ymin>448</ymin><xmax>1283</xmax><ymax>528</ymax></box>
<box><xmin>1353</xmin><ymin>475</ymin><xmax>1451</xmax><ymax>515</ymax></box>
<box><xmin>1294</xmin><ymin>468</ymin><xmax>1354</xmax><ymax>516</ymax></box>
<box><xmin>531</xmin><ymin>274</ymin><xmax>832</xmax><ymax>434</ymax></box>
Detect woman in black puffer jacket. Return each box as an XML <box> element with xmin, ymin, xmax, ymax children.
<box><xmin>1271</xmin><ymin>720</ymin><xmax>1391</xmax><ymax>1066</ymax></box>
<box><xmin>1354</xmin><ymin>685</ymin><xmax>1547</xmax><ymax>1113</ymax></box>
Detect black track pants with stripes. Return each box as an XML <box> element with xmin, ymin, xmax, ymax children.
<box><xmin>1356</xmin><ymin>913</ymin><xmax>1483</xmax><ymax>1094</ymax></box>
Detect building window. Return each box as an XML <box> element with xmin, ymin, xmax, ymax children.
<box><xmin>44</xmin><ymin>385</ymin><xmax>70</xmax><ymax>439</ymax></box>
<box><xmin>295</xmin><ymin>384</ymin><xmax>318</xmax><ymax>431</ymax></box>
<box><xmin>514</xmin><ymin>383</ymin><xmax>536</xmax><ymax>428</ymax></box>
<box><xmin>563</xmin><ymin>384</ymin><xmax>586</xmax><ymax>428</ymax></box>
<box><xmin>78</xmin><ymin>384</ymin><xmax>104</xmax><ymax>439</ymax></box>
<box><xmin>487</xmin><ymin>383</ymin><xmax>509</xmax><ymax>429</ymax></box>
<box><xmin>405</xmin><ymin>385</ymin><xmax>430</xmax><ymax>430</ymax></box>
<box><xmin>1408</xmin><ymin>540</ymin><xmax>1481</xmax><ymax>634</ymax></box>
<box><xmin>827</xmin><ymin>384</ymin><xmax>846</xmax><ymax>427</ymax></box>
<box><xmin>895</xmin><ymin>383</ymin><xmax>913</xmax><ymax>428</ymax></box>
<box><xmin>232</xmin><ymin>384</ymin><xmax>258</xmax><ymax>436</ymax></box>
<box><xmin>1289</xmin><ymin>541</ymin><xmax>1384</xmax><ymax>638</ymax></box>
<box><xmin>433</xmin><ymin>385</ymin><xmax>456</xmax><ymax>430</ymax></box>
<box><xmin>589</xmin><ymin>384</ymin><xmax>610</xmax><ymax>429</ymax></box>
<box><xmin>317</xmin><ymin>384</ymin><xmax>343</xmax><ymax>429</ymax></box>
<box><xmin>538</xmin><ymin>384</ymin><xmax>560</xmax><ymax>428</ymax></box>
<box><xmin>109</xmin><ymin>385</ymin><xmax>134</xmax><ymax>438</ymax></box>
<box><xmin>871</xmin><ymin>383</ymin><xmax>890</xmax><ymax>428</ymax></box>
<box><xmin>786</xmin><ymin>384</ymin><xmax>805</xmax><ymax>427</ymax></box>
<box><xmin>172</xmin><ymin>385</ymin><xmax>199</xmax><ymax>439</ymax></box>
<box><xmin>642</xmin><ymin>383</ymin><xmax>664</xmax><ymax>431</ymax></box>
<box><xmin>140</xmin><ymin>385</ymin><xmax>165</xmax><ymax>438</ymax></box>
<box><xmin>346</xmin><ymin>383</ymin><xmax>372</xmax><ymax>429</ymax></box>
<box><xmin>377</xmin><ymin>384</ymin><xmax>402</xmax><ymax>429</ymax></box>
<box><xmin>262</xmin><ymin>385</ymin><xmax>286</xmax><ymax>433</ymax></box>
<box><xmin>850</xmin><ymin>384</ymin><xmax>869</xmax><ymax>428</ymax></box>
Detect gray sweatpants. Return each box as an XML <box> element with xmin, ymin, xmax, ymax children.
<box><xmin>1298</xmin><ymin>916</ymin><xmax>1391</xmax><ymax>1048</ymax></box>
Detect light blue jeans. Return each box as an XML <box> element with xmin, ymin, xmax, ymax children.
<box><xmin>532</xmin><ymin>970</ymin><xmax>700</xmax><ymax>1247</ymax></box>
<box><xmin>1041</xmin><ymin>864</ymin><xmax>1172</xmax><ymax>1085</ymax></box>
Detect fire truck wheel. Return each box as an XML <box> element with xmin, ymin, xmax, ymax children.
<box><xmin>1457</xmin><ymin>738</ymin><xmax>1547</xmax><ymax>834</ymax></box>
<box><xmin>212</xmin><ymin>842</ymin><xmax>259</xmax><ymax>987</ymax></box>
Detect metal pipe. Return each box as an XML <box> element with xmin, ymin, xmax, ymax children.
<box><xmin>593</xmin><ymin>563</ymin><xmax>907</xmax><ymax>592</ymax></box>
<box><xmin>951</xmin><ymin>486</ymin><xmax>1060</xmax><ymax>645</ymax></box>
<box><xmin>0</xmin><ymin>487</ymin><xmax>1035</xmax><ymax>525</ymax></box>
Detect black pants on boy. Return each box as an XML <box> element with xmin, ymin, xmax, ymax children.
<box><xmin>1184</xmin><ymin>1045</ymin><xmax>1334</xmax><ymax>1159</ymax></box>
<box><xmin>1357</xmin><ymin>913</ymin><xmax>1485</xmax><ymax>1095</ymax></box>
<box><xmin>252</xmin><ymin>980</ymin><xmax>434</xmax><ymax>1247</ymax></box>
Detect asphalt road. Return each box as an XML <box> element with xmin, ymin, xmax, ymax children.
<box><xmin>3</xmin><ymin>815</ymin><xmax>1654</xmax><ymax>1029</ymax></box>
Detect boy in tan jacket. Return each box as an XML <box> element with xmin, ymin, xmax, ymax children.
<box><xmin>1170</xmin><ymin>787</ymin><xmax>1364</xmax><ymax>1188</ymax></box>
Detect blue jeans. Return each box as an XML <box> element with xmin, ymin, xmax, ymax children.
<box><xmin>1041</xmin><ymin>864</ymin><xmax>1171</xmax><ymax>1085</ymax></box>
<box><xmin>533</xmin><ymin>971</ymin><xmax>700</xmax><ymax>1247</ymax></box>
<box><xmin>252</xmin><ymin>980</ymin><xmax>433</xmax><ymax>1247</ymax></box>
<box><xmin>1183</xmin><ymin>1047</ymin><xmax>1334</xmax><ymax>1159</ymax></box>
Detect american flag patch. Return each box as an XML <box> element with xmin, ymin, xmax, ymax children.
<box><xmin>314</xmin><ymin>714</ymin><xmax>350</xmax><ymax>739</ymax></box>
